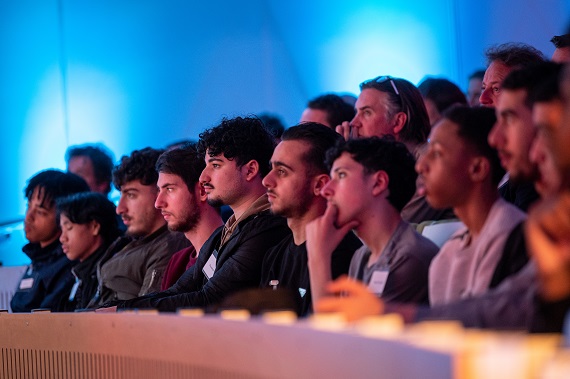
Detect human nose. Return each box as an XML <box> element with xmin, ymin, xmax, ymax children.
<box><xmin>116</xmin><ymin>195</ymin><xmax>127</xmax><ymax>215</ymax></box>
<box><xmin>24</xmin><ymin>207</ymin><xmax>34</xmax><ymax>222</ymax></box>
<box><xmin>488</xmin><ymin>121</ymin><xmax>504</xmax><ymax>149</ymax></box>
<box><xmin>199</xmin><ymin>167</ymin><xmax>210</xmax><ymax>185</ymax></box>
<box><xmin>479</xmin><ymin>88</ymin><xmax>494</xmax><ymax>107</ymax></box>
<box><xmin>262</xmin><ymin>170</ymin><xmax>276</xmax><ymax>189</ymax></box>
<box><xmin>155</xmin><ymin>190</ymin><xmax>165</xmax><ymax>209</ymax></box>
<box><xmin>350</xmin><ymin>113</ymin><xmax>361</xmax><ymax>129</ymax></box>
<box><xmin>529</xmin><ymin>136</ymin><xmax>545</xmax><ymax>164</ymax></box>
<box><xmin>59</xmin><ymin>229</ymin><xmax>68</xmax><ymax>243</ymax></box>
<box><xmin>415</xmin><ymin>153</ymin><xmax>427</xmax><ymax>175</ymax></box>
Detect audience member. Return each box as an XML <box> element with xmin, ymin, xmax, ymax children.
<box><xmin>89</xmin><ymin>147</ymin><xmax>189</xmax><ymax>306</ymax></box>
<box><xmin>154</xmin><ymin>144</ymin><xmax>224</xmax><ymax>290</ymax></box>
<box><xmin>479</xmin><ymin>43</ymin><xmax>545</xmax><ymax>107</ymax></box>
<box><xmin>103</xmin><ymin>116</ymin><xmax>290</xmax><ymax>312</ymax></box>
<box><xmin>316</xmin><ymin>62</ymin><xmax>570</xmax><ymax>333</ymax></box>
<box><xmin>417</xmin><ymin>77</ymin><xmax>467</xmax><ymax>126</ymax></box>
<box><xmin>57</xmin><ymin>192</ymin><xmax>120</xmax><ymax>311</ymax></box>
<box><xmin>525</xmin><ymin>66</ymin><xmax>570</xmax><ymax>307</ymax></box>
<box><xmin>10</xmin><ymin>170</ymin><xmax>89</xmax><ymax>312</ymax></box>
<box><xmin>489</xmin><ymin>63</ymin><xmax>559</xmax><ymax>212</ymax></box>
<box><xmin>466</xmin><ymin>69</ymin><xmax>485</xmax><ymax>107</ymax></box>
<box><xmin>65</xmin><ymin>143</ymin><xmax>115</xmax><ymax>196</ymax></box>
<box><xmin>417</xmin><ymin>106</ymin><xmax>526</xmax><ymax>305</ymax></box>
<box><xmin>260</xmin><ymin>123</ymin><xmax>361</xmax><ymax>316</ymax></box>
<box><xmin>528</xmin><ymin>64</ymin><xmax>565</xmax><ymax>198</ymax></box>
<box><xmin>337</xmin><ymin>76</ymin><xmax>430</xmax><ymax>156</ymax></box>
<box><xmin>307</xmin><ymin>137</ymin><xmax>438</xmax><ymax>308</ymax></box>
<box><xmin>300</xmin><ymin>94</ymin><xmax>356</xmax><ymax>129</ymax></box>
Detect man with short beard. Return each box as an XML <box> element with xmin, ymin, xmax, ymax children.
<box><xmin>260</xmin><ymin>123</ymin><xmax>361</xmax><ymax>316</ymax></box>
<box><xmin>89</xmin><ymin>148</ymin><xmax>189</xmax><ymax>307</ymax></box>
<box><xmin>154</xmin><ymin>144</ymin><xmax>223</xmax><ymax>289</ymax></box>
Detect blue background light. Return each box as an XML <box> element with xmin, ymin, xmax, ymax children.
<box><xmin>0</xmin><ymin>0</ymin><xmax>568</xmax><ymax>227</ymax></box>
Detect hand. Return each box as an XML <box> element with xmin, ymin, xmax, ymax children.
<box><xmin>525</xmin><ymin>192</ymin><xmax>570</xmax><ymax>301</ymax></box>
<box><xmin>95</xmin><ymin>306</ymin><xmax>118</xmax><ymax>313</ymax></box>
<box><xmin>306</xmin><ymin>203</ymin><xmax>359</xmax><ymax>262</ymax></box>
<box><xmin>335</xmin><ymin>121</ymin><xmax>351</xmax><ymax>141</ymax></box>
<box><xmin>315</xmin><ymin>276</ymin><xmax>384</xmax><ymax>322</ymax></box>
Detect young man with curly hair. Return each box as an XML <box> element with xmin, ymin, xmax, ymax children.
<box><xmin>101</xmin><ymin>117</ymin><xmax>290</xmax><ymax>312</ymax></box>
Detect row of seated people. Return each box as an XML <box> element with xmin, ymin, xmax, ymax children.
<box><xmin>9</xmin><ymin>41</ymin><xmax>570</xmax><ymax>334</ymax></box>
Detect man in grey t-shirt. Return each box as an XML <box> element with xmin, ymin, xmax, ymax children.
<box><xmin>307</xmin><ymin>137</ymin><xmax>438</xmax><ymax>308</ymax></box>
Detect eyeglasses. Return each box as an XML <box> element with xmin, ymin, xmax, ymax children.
<box><xmin>371</xmin><ymin>75</ymin><xmax>400</xmax><ymax>96</ymax></box>
<box><xmin>364</xmin><ymin>75</ymin><xmax>411</xmax><ymax>126</ymax></box>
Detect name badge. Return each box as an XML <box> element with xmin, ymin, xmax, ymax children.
<box><xmin>19</xmin><ymin>278</ymin><xmax>34</xmax><ymax>290</ymax></box>
<box><xmin>69</xmin><ymin>280</ymin><xmax>81</xmax><ymax>301</ymax></box>
<box><xmin>202</xmin><ymin>249</ymin><xmax>218</xmax><ymax>280</ymax></box>
<box><xmin>368</xmin><ymin>269</ymin><xmax>389</xmax><ymax>295</ymax></box>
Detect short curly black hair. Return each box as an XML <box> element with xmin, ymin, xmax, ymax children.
<box><xmin>25</xmin><ymin>170</ymin><xmax>90</xmax><ymax>210</ymax></box>
<box><xmin>197</xmin><ymin>116</ymin><xmax>275</xmax><ymax>177</ymax></box>
<box><xmin>57</xmin><ymin>192</ymin><xmax>121</xmax><ymax>245</ymax></box>
<box><xmin>112</xmin><ymin>147</ymin><xmax>165</xmax><ymax>190</ymax></box>
<box><xmin>325</xmin><ymin>136</ymin><xmax>417</xmax><ymax>212</ymax></box>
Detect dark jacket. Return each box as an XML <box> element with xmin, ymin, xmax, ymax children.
<box><xmin>118</xmin><ymin>210</ymin><xmax>290</xmax><ymax>312</ymax></box>
<box><xmin>10</xmin><ymin>240</ymin><xmax>76</xmax><ymax>312</ymax></box>
<box><xmin>90</xmin><ymin>225</ymin><xmax>189</xmax><ymax>306</ymax></box>
<box><xmin>499</xmin><ymin>180</ymin><xmax>539</xmax><ymax>212</ymax></box>
<box><xmin>59</xmin><ymin>244</ymin><xmax>109</xmax><ymax>311</ymax></box>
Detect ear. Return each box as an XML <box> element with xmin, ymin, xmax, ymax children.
<box><xmin>469</xmin><ymin>156</ymin><xmax>491</xmax><ymax>183</ymax></box>
<box><xmin>91</xmin><ymin>221</ymin><xmax>101</xmax><ymax>236</ymax></box>
<box><xmin>371</xmin><ymin>170</ymin><xmax>390</xmax><ymax>197</ymax></box>
<box><xmin>313</xmin><ymin>174</ymin><xmax>330</xmax><ymax>196</ymax></box>
<box><xmin>242</xmin><ymin>160</ymin><xmax>260</xmax><ymax>181</ymax></box>
<box><xmin>392</xmin><ymin>112</ymin><xmax>407</xmax><ymax>135</ymax></box>
<box><xmin>195</xmin><ymin>182</ymin><xmax>208</xmax><ymax>202</ymax></box>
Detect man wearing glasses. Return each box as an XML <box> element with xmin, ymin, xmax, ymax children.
<box><xmin>336</xmin><ymin>76</ymin><xmax>430</xmax><ymax>157</ymax></box>
<box><xmin>338</xmin><ymin>75</ymin><xmax>453</xmax><ymax>223</ymax></box>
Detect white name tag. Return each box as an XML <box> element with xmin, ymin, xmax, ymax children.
<box><xmin>368</xmin><ymin>269</ymin><xmax>389</xmax><ymax>295</ymax></box>
<box><xmin>19</xmin><ymin>278</ymin><xmax>34</xmax><ymax>290</ymax></box>
<box><xmin>202</xmin><ymin>251</ymin><xmax>218</xmax><ymax>280</ymax></box>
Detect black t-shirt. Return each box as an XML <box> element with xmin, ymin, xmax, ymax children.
<box><xmin>260</xmin><ymin>232</ymin><xmax>362</xmax><ymax>317</ymax></box>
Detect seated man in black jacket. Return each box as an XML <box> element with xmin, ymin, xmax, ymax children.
<box><xmin>11</xmin><ymin>170</ymin><xmax>89</xmax><ymax>312</ymax></box>
<box><xmin>100</xmin><ymin>116</ymin><xmax>290</xmax><ymax>312</ymax></box>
